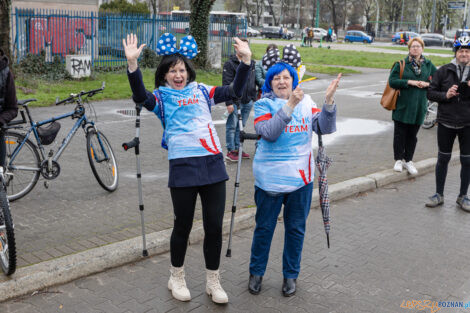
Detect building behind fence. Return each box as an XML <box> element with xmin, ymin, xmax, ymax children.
<box><xmin>10</xmin><ymin>8</ymin><xmax>247</xmax><ymax>68</ymax></box>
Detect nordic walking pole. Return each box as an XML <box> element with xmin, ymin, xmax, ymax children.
<box><xmin>226</xmin><ymin>106</ymin><xmax>259</xmax><ymax>257</ymax></box>
<box><xmin>122</xmin><ymin>103</ymin><xmax>149</xmax><ymax>257</ymax></box>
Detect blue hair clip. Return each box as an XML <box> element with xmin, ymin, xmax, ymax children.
<box><xmin>156</xmin><ymin>33</ymin><xmax>198</xmax><ymax>59</ymax></box>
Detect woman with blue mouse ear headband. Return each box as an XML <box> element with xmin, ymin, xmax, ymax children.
<box><xmin>123</xmin><ymin>33</ymin><xmax>253</xmax><ymax>304</ymax></box>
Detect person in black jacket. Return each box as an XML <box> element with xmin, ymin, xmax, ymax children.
<box><xmin>0</xmin><ymin>48</ymin><xmax>18</xmax><ymax>168</ymax></box>
<box><xmin>426</xmin><ymin>36</ymin><xmax>470</xmax><ymax>211</ymax></box>
<box><xmin>223</xmin><ymin>38</ymin><xmax>257</xmax><ymax>162</ymax></box>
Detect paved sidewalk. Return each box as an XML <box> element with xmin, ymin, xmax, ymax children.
<box><xmin>1</xmin><ymin>69</ymin><xmax>452</xmax><ymax>270</ymax></box>
<box><xmin>2</xmin><ymin>165</ymin><xmax>470</xmax><ymax>313</ymax></box>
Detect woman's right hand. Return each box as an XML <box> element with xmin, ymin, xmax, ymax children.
<box><xmin>287</xmin><ymin>86</ymin><xmax>304</xmax><ymax>109</ymax></box>
<box><xmin>122</xmin><ymin>33</ymin><xmax>146</xmax><ymax>73</ymax></box>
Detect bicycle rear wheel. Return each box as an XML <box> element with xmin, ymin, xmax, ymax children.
<box><xmin>86</xmin><ymin>129</ymin><xmax>118</xmax><ymax>191</ymax></box>
<box><xmin>5</xmin><ymin>132</ymin><xmax>41</xmax><ymax>201</ymax></box>
<box><xmin>422</xmin><ymin>101</ymin><xmax>438</xmax><ymax>129</ymax></box>
<box><xmin>0</xmin><ymin>187</ymin><xmax>16</xmax><ymax>275</ymax></box>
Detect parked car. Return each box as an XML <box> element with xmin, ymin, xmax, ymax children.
<box><xmin>246</xmin><ymin>26</ymin><xmax>260</xmax><ymax>37</ymax></box>
<box><xmin>344</xmin><ymin>31</ymin><xmax>373</xmax><ymax>43</ymax></box>
<box><xmin>312</xmin><ymin>28</ymin><xmax>337</xmax><ymax>41</ymax></box>
<box><xmin>391</xmin><ymin>31</ymin><xmax>419</xmax><ymax>43</ymax></box>
<box><xmin>420</xmin><ymin>33</ymin><xmax>453</xmax><ymax>47</ymax></box>
<box><xmin>260</xmin><ymin>26</ymin><xmax>294</xmax><ymax>39</ymax></box>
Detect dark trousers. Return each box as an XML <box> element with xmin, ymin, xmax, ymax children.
<box><xmin>435</xmin><ymin>124</ymin><xmax>470</xmax><ymax>196</ymax></box>
<box><xmin>393</xmin><ymin>120</ymin><xmax>421</xmax><ymax>162</ymax></box>
<box><xmin>250</xmin><ymin>183</ymin><xmax>313</xmax><ymax>279</ymax></box>
<box><xmin>169</xmin><ymin>181</ymin><xmax>226</xmax><ymax>270</ymax></box>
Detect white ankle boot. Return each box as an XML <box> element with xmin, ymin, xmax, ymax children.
<box><xmin>168</xmin><ymin>265</ymin><xmax>191</xmax><ymax>301</ymax></box>
<box><xmin>206</xmin><ymin>269</ymin><xmax>228</xmax><ymax>304</ymax></box>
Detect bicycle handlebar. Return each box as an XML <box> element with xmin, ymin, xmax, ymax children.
<box><xmin>56</xmin><ymin>82</ymin><xmax>106</xmax><ymax>106</ymax></box>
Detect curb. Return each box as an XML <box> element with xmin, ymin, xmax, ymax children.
<box><xmin>0</xmin><ymin>155</ymin><xmax>460</xmax><ymax>302</ymax></box>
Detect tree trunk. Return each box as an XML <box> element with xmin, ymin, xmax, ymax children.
<box><xmin>267</xmin><ymin>1</ymin><xmax>277</xmax><ymax>25</ymax></box>
<box><xmin>190</xmin><ymin>0</ymin><xmax>215</xmax><ymax>68</ymax></box>
<box><xmin>329</xmin><ymin>0</ymin><xmax>338</xmax><ymax>34</ymax></box>
<box><xmin>0</xmin><ymin>0</ymin><xmax>11</xmax><ymax>62</ymax></box>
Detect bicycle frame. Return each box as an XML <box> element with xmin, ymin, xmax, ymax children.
<box><xmin>9</xmin><ymin>105</ymin><xmax>109</xmax><ymax>168</ymax></box>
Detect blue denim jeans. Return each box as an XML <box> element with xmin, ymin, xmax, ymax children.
<box><xmin>249</xmin><ymin>183</ymin><xmax>313</xmax><ymax>279</ymax></box>
<box><xmin>226</xmin><ymin>101</ymin><xmax>253</xmax><ymax>152</ymax></box>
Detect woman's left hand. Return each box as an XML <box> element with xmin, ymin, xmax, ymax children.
<box><xmin>325</xmin><ymin>73</ymin><xmax>342</xmax><ymax>105</ymax></box>
<box><xmin>233</xmin><ymin>37</ymin><xmax>252</xmax><ymax>65</ymax></box>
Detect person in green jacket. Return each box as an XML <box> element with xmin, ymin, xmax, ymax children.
<box><xmin>389</xmin><ymin>37</ymin><xmax>437</xmax><ymax>175</ymax></box>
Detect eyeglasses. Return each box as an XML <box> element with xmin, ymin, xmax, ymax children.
<box><xmin>410</xmin><ymin>45</ymin><xmax>422</xmax><ymax>49</ymax></box>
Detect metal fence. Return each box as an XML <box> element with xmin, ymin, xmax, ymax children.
<box><xmin>10</xmin><ymin>8</ymin><xmax>247</xmax><ymax>66</ymax></box>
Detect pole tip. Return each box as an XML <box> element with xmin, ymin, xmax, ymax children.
<box><xmin>226</xmin><ymin>249</ymin><xmax>232</xmax><ymax>257</ymax></box>
<box><xmin>143</xmin><ymin>249</ymin><xmax>149</xmax><ymax>257</ymax></box>
<box><xmin>327</xmin><ymin>234</ymin><xmax>330</xmax><ymax>249</ymax></box>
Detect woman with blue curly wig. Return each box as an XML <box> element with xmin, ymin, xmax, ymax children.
<box><xmin>248</xmin><ymin>62</ymin><xmax>341</xmax><ymax>297</ymax></box>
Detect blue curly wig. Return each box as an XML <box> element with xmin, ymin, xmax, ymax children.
<box><xmin>261</xmin><ymin>62</ymin><xmax>299</xmax><ymax>93</ymax></box>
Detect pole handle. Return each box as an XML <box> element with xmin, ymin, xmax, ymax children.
<box><xmin>240</xmin><ymin>131</ymin><xmax>260</xmax><ymax>141</ymax></box>
<box><xmin>122</xmin><ymin>137</ymin><xmax>139</xmax><ymax>151</ymax></box>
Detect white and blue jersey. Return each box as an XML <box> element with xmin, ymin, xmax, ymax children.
<box><xmin>253</xmin><ymin>95</ymin><xmax>336</xmax><ymax>193</ymax></box>
<box><xmin>152</xmin><ymin>82</ymin><xmax>221</xmax><ymax>160</ymax></box>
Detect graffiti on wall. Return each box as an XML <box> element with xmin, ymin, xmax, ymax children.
<box><xmin>29</xmin><ymin>17</ymin><xmax>94</xmax><ymax>55</ymax></box>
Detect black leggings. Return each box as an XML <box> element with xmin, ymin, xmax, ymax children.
<box><xmin>393</xmin><ymin>120</ymin><xmax>421</xmax><ymax>162</ymax></box>
<box><xmin>169</xmin><ymin>181</ymin><xmax>226</xmax><ymax>270</ymax></box>
<box><xmin>435</xmin><ymin>123</ymin><xmax>470</xmax><ymax>196</ymax></box>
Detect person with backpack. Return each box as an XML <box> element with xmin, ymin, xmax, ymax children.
<box><xmin>123</xmin><ymin>33</ymin><xmax>252</xmax><ymax>304</ymax></box>
<box><xmin>426</xmin><ymin>36</ymin><xmax>470</xmax><ymax>211</ymax></box>
<box><xmin>0</xmin><ymin>48</ymin><xmax>19</xmax><ymax>167</ymax></box>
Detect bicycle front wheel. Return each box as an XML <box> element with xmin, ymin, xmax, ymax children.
<box><xmin>0</xmin><ymin>187</ymin><xmax>16</xmax><ymax>275</ymax></box>
<box><xmin>5</xmin><ymin>131</ymin><xmax>41</xmax><ymax>201</ymax></box>
<box><xmin>86</xmin><ymin>129</ymin><xmax>118</xmax><ymax>192</ymax></box>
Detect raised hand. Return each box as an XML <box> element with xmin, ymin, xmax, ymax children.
<box><xmin>325</xmin><ymin>73</ymin><xmax>342</xmax><ymax>105</ymax></box>
<box><xmin>287</xmin><ymin>86</ymin><xmax>304</xmax><ymax>109</ymax></box>
<box><xmin>122</xmin><ymin>33</ymin><xmax>146</xmax><ymax>72</ymax></box>
<box><xmin>233</xmin><ymin>37</ymin><xmax>252</xmax><ymax>65</ymax></box>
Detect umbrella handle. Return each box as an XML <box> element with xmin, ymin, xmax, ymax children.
<box><xmin>317</xmin><ymin>120</ymin><xmax>323</xmax><ymax>147</ymax></box>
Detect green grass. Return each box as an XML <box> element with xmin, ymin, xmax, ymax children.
<box><xmin>15</xmin><ymin>43</ymin><xmax>453</xmax><ymax>107</ymax></box>
<box><xmin>15</xmin><ymin>68</ymin><xmax>223</xmax><ymax>107</ymax></box>
<box><xmin>377</xmin><ymin>46</ymin><xmax>454</xmax><ymax>55</ymax></box>
<box><xmin>250</xmin><ymin>43</ymin><xmax>453</xmax><ymax>69</ymax></box>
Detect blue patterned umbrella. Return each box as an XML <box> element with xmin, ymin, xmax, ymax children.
<box><xmin>315</xmin><ymin>134</ymin><xmax>332</xmax><ymax>248</ymax></box>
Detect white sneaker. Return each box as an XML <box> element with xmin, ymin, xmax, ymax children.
<box><xmin>206</xmin><ymin>269</ymin><xmax>228</xmax><ymax>304</ymax></box>
<box><xmin>393</xmin><ymin>160</ymin><xmax>403</xmax><ymax>172</ymax></box>
<box><xmin>403</xmin><ymin>161</ymin><xmax>418</xmax><ymax>175</ymax></box>
<box><xmin>168</xmin><ymin>265</ymin><xmax>191</xmax><ymax>301</ymax></box>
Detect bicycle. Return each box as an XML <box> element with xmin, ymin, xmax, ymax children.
<box><xmin>422</xmin><ymin>100</ymin><xmax>438</xmax><ymax>129</ymax></box>
<box><xmin>4</xmin><ymin>83</ymin><xmax>119</xmax><ymax>201</ymax></box>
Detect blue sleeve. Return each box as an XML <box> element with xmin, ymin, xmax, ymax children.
<box><xmin>312</xmin><ymin>103</ymin><xmax>337</xmax><ymax>135</ymax></box>
<box><xmin>213</xmin><ymin>62</ymin><xmax>252</xmax><ymax>104</ymax></box>
<box><xmin>127</xmin><ymin>67</ymin><xmax>156</xmax><ymax>112</ymax></box>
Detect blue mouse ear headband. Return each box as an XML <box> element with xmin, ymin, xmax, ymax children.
<box><xmin>156</xmin><ymin>33</ymin><xmax>198</xmax><ymax>59</ymax></box>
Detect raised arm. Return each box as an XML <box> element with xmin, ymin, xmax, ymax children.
<box><xmin>213</xmin><ymin>38</ymin><xmax>252</xmax><ymax>104</ymax></box>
